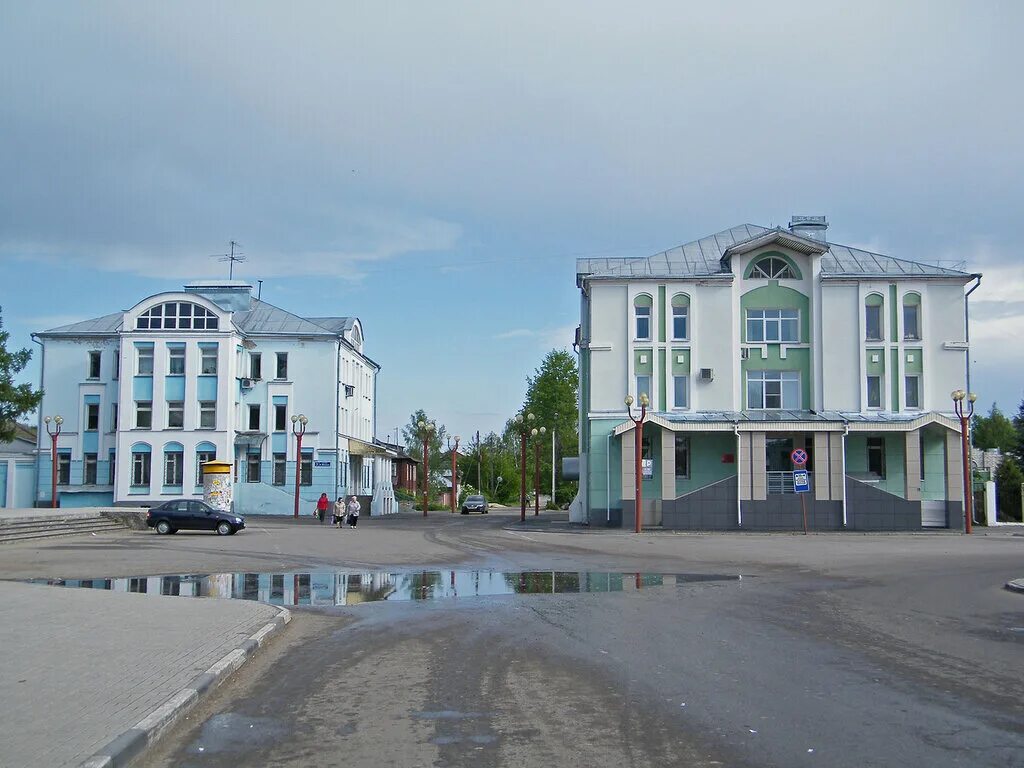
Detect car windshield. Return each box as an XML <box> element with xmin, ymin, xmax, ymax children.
<box><xmin>467</xmin><ymin>496</ymin><xmax>485</xmax><ymax>502</ymax></box>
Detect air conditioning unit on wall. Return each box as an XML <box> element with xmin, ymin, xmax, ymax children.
<box><xmin>240</xmin><ymin>378</ymin><xmax>255</xmax><ymax>389</ymax></box>
<box><xmin>699</xmin><ymin>368</ymin><xmax>715</xmax><ymax>382</ymax></box>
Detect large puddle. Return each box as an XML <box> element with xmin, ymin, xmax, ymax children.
<box><xmin>30</xmin><ymin>570</ymin><xmax>739</xmax><ymax>607</ymax></box>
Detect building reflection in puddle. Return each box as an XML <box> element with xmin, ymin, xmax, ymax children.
<box><xmin>37</xmin><ymin>570</ymin><xmax>738</xmax><ymax>606</ymax></box>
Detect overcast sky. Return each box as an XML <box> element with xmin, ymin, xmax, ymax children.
<box><xmin>2</xmin><ymin>1</ymin><xmax>1022</xmax><ymax>437</ymax></box>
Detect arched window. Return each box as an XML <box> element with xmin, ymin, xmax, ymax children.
<box><xmin>865</xmin><ymin>293</ymin><xmax>884</xmax><ymax>341</ymax></box>
<box><xmin>749</xmin><ymin>256</ymin><xmax>798</xmax><ymax>280</ymax></box>
<box><xmin>671</xmin><ymin>294</ymin><xmax>690</xmax><ymax>340</ymax></box>
<box><xmin>902</xmin><ymin>292</ymin><xmax>921</xmax><ymax>340</ymax></box>
<box><xmin>130</xmin><ymin>442</ymin><xmax>151</xmax><ymax>488</ymax></box>
<box><xmin>195</xmin><ymin>441</ymin><xmax>217</xmax><ymax>486</ymax></box>
<box><xmin>634</xmin><ymin>294</ymin><xmax>653</xmax><ymax>340</ymax></box>
<box><xmin>137</xmin><ymin>301</ymin><xmax>219</xmax><ymax>331</ymax></box>
<box><xmin>163</xmin><ymin>442</ymin><xmax>184</xmax><ymax>488</ymax></box>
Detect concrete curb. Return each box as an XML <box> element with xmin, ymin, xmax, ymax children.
<box><xmin>1005</xmin><ymin>579</ymin><xmax>1024</xmax><ymax>594</ymax></box>
<box><xmin>78</xmin><ymin>605</ymin><xmax>291</xmax><ymax>768</ymax></box>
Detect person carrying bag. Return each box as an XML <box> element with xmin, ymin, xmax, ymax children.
<box><xmin>346</xmin><ymin>495</ymin><xmax>361</xmax><ymax>528</ymax></box>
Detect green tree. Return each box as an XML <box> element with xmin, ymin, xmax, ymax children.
<box><xmin>401</xmin><ymin>409</ymin><xmax>448</xmax><ymax>506</ymax></box>
<box><xmin>1012</xmin><ymin>398</ymin><xmax>1024</xmax><ymax>463</ymax></box>
<box><xmin>972</xmin><ymin>403</ymin><xmax>1017</xmax><ymax>453</ymax></box>
<box><xmin>994</xmin><ymin>456</ymin><xmax>1024</xmax><ymax>522</ymax></box>
<box><xmin>0</xmin><ymin>306</ymin><xmax>42</xmax><ymax>442</ymax></box>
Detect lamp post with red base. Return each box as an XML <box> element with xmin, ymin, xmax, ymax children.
<box><xmin>43</xmin><ymin>415</ymin><xmax>63</xmax><ymax>509</ymax></box>
<box><xmin>532</xmin><ymin>426</ymin><xmax>546</xmax><ymax>515</ymax></box>
<box><xmin>951</xmin><ymin>389</ymin><xmax>977</xmax><ymax>534</ymax></box>
<box><xmin>514</xmin><ymin>412</ymin><xmax>535</xmax><ymax>523</ymax></box>
<box><xmin>447</xmin><ymin>435</ymin><xmax>461</xmax><ymax>513</ymax></box>
<box><xmin>625</xmin><ymin>393</ymin><xmax>649</xmax><ymax>534</ymax></box>
<box><xmin>290</xmin><ymin>414</ymin><xmax>307</xmax><ymax>519</ymax></box>
<box><xmin>417</xmin><ymin>419</ymin><xmax>435</xmax><ymax>517</ymax></box>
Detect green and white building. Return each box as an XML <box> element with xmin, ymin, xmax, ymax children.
<box><xmin>574</xmin><ymin>217</ymin><xmax>980</xmax><ymax>531</ymax></box>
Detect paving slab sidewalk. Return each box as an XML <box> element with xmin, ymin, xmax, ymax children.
<box><xmin>0</xmin><ymin>581</ymin><xmax>285</xmax><ymax>768</ymax></box>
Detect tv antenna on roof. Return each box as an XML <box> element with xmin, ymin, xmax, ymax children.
<box><xmin>210</xmin><ymin>240</ymin><xmax>246</xmax><ymax>279</ymax></box>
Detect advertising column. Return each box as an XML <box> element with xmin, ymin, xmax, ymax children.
<box><xmin>202</xmin><ymin>460</ymin><xmax>233</xmax><ymax>512</ymax></box>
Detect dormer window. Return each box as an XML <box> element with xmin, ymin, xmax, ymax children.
<box><xmin>749</xmin><ymin>256</ymin><xmax>797</xmax><ymax>280</ymax></box>
<box><xmin>136</xmin><ymin>302</ymin><xmax>219</xmax><ymax>331</ymax></box>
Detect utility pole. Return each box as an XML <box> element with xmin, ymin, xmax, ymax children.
<box><xmin>552</xmin><ymin>412</ymin><xmax>558</xmax><ymax>505</ymax></box>
<box><xmin>476</xmin><ymin>430</ymin><xmax>481</xmax><ymax>491</ymax></box>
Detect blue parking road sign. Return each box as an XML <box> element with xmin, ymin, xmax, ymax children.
<box><xmin>793</xmin><ymin>469</ymin><xmax>810</xmax><ymax>493</ymax></box>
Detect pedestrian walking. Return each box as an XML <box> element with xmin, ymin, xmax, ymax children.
<box><xmin>333</xmin><ymin>496</ymin><xmax>345</xmax><ymax>528</ymax></box>
<box><xmin>346</xmin><ymin>495</ymin><xmax>361</xmax><ymax>528</ymax></box>
<box><xmin>316</xmin><ymin>493</ymin><xmax>329</xmax><ymax>525</ymax></box>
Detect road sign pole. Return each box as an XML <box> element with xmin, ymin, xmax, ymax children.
<box><xmin>800</xmin><ymin>492</ymin><xmax>808</xmax><ymax>535</ymax></box>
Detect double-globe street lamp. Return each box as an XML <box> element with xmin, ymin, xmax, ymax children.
<box><xmin>417</xmin><ymin>419</ymin><xmax>435</xmax><ymax>517</ymax></box>
<box><xmin>532</xmin><ymin>425</ymin><xmax>547</xmax><ymax>516</ymax></box>
<box><xmin>291</xmin><ymin>413</ymin><xmax>308</xmax><ymax>519</ymax></box>
<box><xmin>625</xmin><ymin>393</ymin><xmax>649</xmax><ymax>534</ymax></box>
<box><xmin>447</xmin><ymin>435</ymin><xmax>461</xmax><ymax>513</ymax></box>
<box><xmin>951</xmin><ymin>390</ymin><xmax>977</xmax><ymax>534</ymax></box>
<box><xmin>43</xmin><ymin>415</ymin><xmax>63</xmax><ymax>509</ymax></box>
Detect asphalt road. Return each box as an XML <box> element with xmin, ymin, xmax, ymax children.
<box><xmin>4</xmin><ymin>510</ymin><xmax>1023</xmax><ymax>767</ymax></box>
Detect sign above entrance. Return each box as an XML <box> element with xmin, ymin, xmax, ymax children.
<box><xmin>790</xmin><ymin>449</ymin><xmax>808</xmax><ymax>467</ymax></box>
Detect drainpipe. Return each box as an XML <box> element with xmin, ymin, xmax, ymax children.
<box><xmin>334</xmin><ymin>339</ymin><xmax>341</xmax><ymax>500</ymax></box>
<box><xmin>606</xmin><ymin>429</ymin><xmax>612</xmax><ymax>524</ymax></box>
<box><xmin>31</xmin><ymin>334</ymin><xmax>44</xmax><ymax>507</ymax></box>
<box><xmin>841</xmin><ymin>422</ymin><xmax>850</xmax><ymax>527</ymax></box>
<box><xmin>964</xmin><ymin>274</ymin><xmax>982</xmax><ymax>489</ymax></box>
<box><xmin>733</xmin><ymin>422</ymin><xmax>742</xmax><ymax>528</ymax></box>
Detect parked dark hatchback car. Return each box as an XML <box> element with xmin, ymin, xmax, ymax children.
<box><xmin>461</xmin><ymin>495</ymin><xmax>489</xmax><ymax>514</ymax></box>
<box><xmin>146</xmin><ymin>500</ymin><xmax>245</xmax><ymax>536</ymax></box>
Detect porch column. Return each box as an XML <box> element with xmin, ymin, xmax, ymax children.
<box><xmin>829</xmin><ymin>431</ymin><xmax>845</xmax><ymax>505</ymax></box>
<box><xmin>945</xmin><ymin>428</ymin><xmax>963</xmax><ymax>504</ymax></box>
<box><xmin>904</xmin><ymin>430</ymin><xmax>921</xmax><ymax>502</ymax></box>
<box><xmin>737</xmin><ymin>432</ymin><xmax>751</xmax><ymax>502</ymax></box>
<box><xmin>813</xmin><ymin>432</ymin><xmax>830</xmax><ymax>501</ymax></box>
<box><xmin>661</xmin><ymin>428</ymin><xmax>675</xmax><ymax>502</ymax></box>
<box><xmin>621</xmin><ymin>428</ymin><xmax>635</xmax><ymax>501</ymax></box>
<box><xmin>751</xmin><ymin>432</ymin><xmax>767</xmax><ymax>501</ymax></box>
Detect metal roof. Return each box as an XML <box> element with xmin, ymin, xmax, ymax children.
<box><xmin>37</xmin><ymin>312</ymin><xmax>124</xmax><ymax>336</ymax></box>
<box><xmin>305</xmin><ymin>317</ymin><xmax>356</xmax><ymax>335</ymax></box>
<box><xmin>232</xmin><ymin>300</ymin><xmax>337</xmax><ymax>336</ymax></box>
<box><xmin>577</xmin><ymin>223</ymin><xmax>973</xmax><ymax>282</ymax></box>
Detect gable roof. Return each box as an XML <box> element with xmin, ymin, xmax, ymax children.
<box><xmin>306</xmin><ymin>317</ymin><xmax>356</xmax><ymax>335</ymax></box>
<box><xmin>577</xmin><ymin>223</ymin><xmax>974</xmax><ymax>283</ymax></box>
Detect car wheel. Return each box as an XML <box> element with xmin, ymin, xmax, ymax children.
<box><xmin>461</xmin><ymin>510</ymin><xmax>468</xmax><ymax>515</ymax></box>
<box><xmin>216</xmin><ymin>521</ymin><xmax>233</xmax><ymax>536</ymax></box>
<box><xmin>482</xmin><ymin>510</ymin><xmax>488</xmax><ymax>514</ymax></box>
<box><xmin>156</xmin><ymin>520</ymin><xmax>173</xmax><ymax>535</ymax></box>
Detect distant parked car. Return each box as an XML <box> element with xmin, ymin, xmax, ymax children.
<box><xmin>461</xmin><ymin>495</ymin><xmax>489</xmax><ymax>514</ymax></box>
<box><xmin>146</xmin><ymin>500</ymin><xmax>245</xmax><ymax>536</ymax></box>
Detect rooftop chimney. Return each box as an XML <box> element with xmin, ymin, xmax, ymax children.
<box><xmin>788</xmin><ymin>215</ymin><xmax>828</xmax><ymax>242</ymax></box>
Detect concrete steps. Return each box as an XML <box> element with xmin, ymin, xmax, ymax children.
<box><xmin>0</xmin><ymin>513</ymin><xmax>128</xmax><ymax>544</ymax></box>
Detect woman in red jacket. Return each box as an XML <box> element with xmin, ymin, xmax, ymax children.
<box><xmin>316</xmin><ymin>493</ymin><xmax>329</xmax><ymax>525</ymax></box>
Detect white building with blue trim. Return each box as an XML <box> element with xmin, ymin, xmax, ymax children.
<box><xmin>32</xmin><ymin>280</ymin><xmax>395</xmax><ymax>515</ymax></box>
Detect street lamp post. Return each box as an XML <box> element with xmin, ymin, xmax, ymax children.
<box><xmin>532</xmin><ymin>426</ymin><xmax>547</xmax><ymax>516</ymax></box>
<box><xmin>291</xmin><ymin>414</ymin><xmax>308</xmax><ymax>519</ymax></box>
<box><xmin>514</xmin><ymin>412</ymin><xmax>535</xmax><ymax>523</ymax></box>
<box><xmin>625</xmin><ymin>393</ymin><xmax>649</xmax><ymax>534</ymax></box>
<box><xmin>418</xmin><ymin>419</ymin><xmax>435</xmax><ymax>517</ymax></box>
<box><xmin>551</xmin><ymin>411</ymin><xmax>558</xmax><ymax>506</ymax></box>
<box><xmin>952</xmin><ymin>390</ymin><xmax>977</xmax><ymax>534</ymax></box>
<box><xmin>43</xmin><ymin>415</ymin><xmax>63</xmax><ymax>509</ymax></box>
<box><xmin>447</xmin><ymin>435</ymin><xmax>461</xmax><ymax>513</ymax></box>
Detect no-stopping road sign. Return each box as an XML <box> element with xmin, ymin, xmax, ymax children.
<box><xmin>790</xmin><ymin>448</ymin><xmax>808</xmax><ymax>466</ymax></box>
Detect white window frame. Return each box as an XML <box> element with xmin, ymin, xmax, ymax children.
<box><xmin>137</xmin><ymin>346</ymin><xmax>154</xmax><ymax>376</ymax></box>
<box><xmin>199</xmin><ymin>401</ymin><xmax>216</xmax><ymax>429</ymax></box>
<box><xmin>167</xmin><ymin>401</ymin><xmax>185</xmax><ymax>429</ymax></box>
<box><xmin>635</xmin><ymin>375</ymin><xmax>652</xmax><ymax>401</ymax></box>
<box><xmin>746</xmin><ymin>370</ymin><xmax>801</xmax><ymax>410</ymax></box>
<box><xmin>168</xmin><ymin>345</ymin><xmax>186</xmax><ymax>375</ymax></box>
<box><xmin>634</xmin><ymin>305</ymin><xmax>651</xmax><ymax>341</ymax></box>
<box><xmin>903</xmin><ymin>303</ymin><xmax>921</xmax><ymax>341</ymax></box>
<box><xmin>131</xmin><ymin>452</ymin><xmax>151</xmax><ymax>487</ymax></box>
<box><xmin>196</xmin><ymin>450</ymin><xmax>216</xmax><ymax>485</ymax></box>
<box><xmin>866</xmin><ymin>375</ymin><xmax>883</xmax><ymax>409</ymax></box>
<box><xmin>163</xmin><ymin>450</ymin><xmax>184</xmax><ymax>487</ymax></box>
<box><xmin>88</xmin><ymin>351</ymin><xmax>102</xmax><ymax>379</ymax></box>
<box><xmin>85</xmin><ymin>403</ymin><xmax>100</xmax><ymax>431</ymax></box>
<box><xmin>671</xmin><ymin>305</ymin><xmax>688</xmax><ymax>340</ymax></box>
<box><xmin>84</xmin><ymin>453</ymin><xmax>98</xmax><ymax>485</ymax></box>
<box><xmin>136</xmin><ymin>301</ymin><xmax>218</xmax><ymax>331</ymax></box>
<box><xmin>272</xmin><ymin>453</ymin><xmax>287</xmax><ymax>485</ymax></box>
<box><xmin>275</xmin><ymin>352</ymin><xmax>289</xmax><ymax>380</ymax></box>
<box><xmin>750</xmin><ymin>257</ymin><xmax>796</xmax><ymax>279</ymax></box>
<box><xmin>200</xmin><ymin>345</ymin><xmax>218</xmax><ymax>375</ymax></box>
<box><xmin>135</xmin><ymin>401</ymin><xmax>152</xmax><ymax>429</ymax></box>
<box><xmin>905</xmin><ymin>375</ymin><xmax>921</xmax><ymax>409</ymax></box>
<box><xmin>673</xmin><ymin>375</ymin><xmax>689</xmax><ymax>409</ymax></box>
<box><xmin>865</xmin><ymin>304</ymin><xmax>883</xmax><ymax>341</ymax></box>
<box><xmin>746</xmin><ymin>309</ymin><xmax>800</xmax><ymax>343</ymax></box>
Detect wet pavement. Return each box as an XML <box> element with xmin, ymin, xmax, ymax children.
<box><xmin>31</xmin><ymin>569</ymin><xmax>741</xmax><ymax>605</ymax></box>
